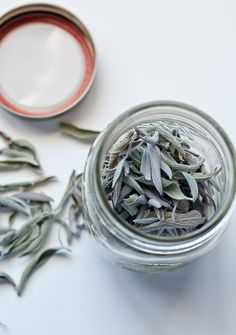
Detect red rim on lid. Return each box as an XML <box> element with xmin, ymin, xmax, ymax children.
<box><xmin>0</xmin><ymin>4</ymin><xmax>96</xmax><ymax>118</ymax></box>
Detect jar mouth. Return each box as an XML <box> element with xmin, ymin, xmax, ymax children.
<box><xmin>94</xmin><ymin>101</ymin><xmax>236</xmax><ymax>245</ymax></box>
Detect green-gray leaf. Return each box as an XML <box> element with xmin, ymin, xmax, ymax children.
<box><xmin>133</xmin><ymin>217</ymin><xmax>158</xmax><ymax>224</ymax></box>
<box><xmin>60</xmin><ymin>122</ymin><xmax>99</xmax><ymax>143</ymax></box>
<box><xmin>112</xmin><ymin>157</ymin><xmax>125</xmax><ymax>187</ymax></box>
<box><xmin>15</xmin><ymin>192</ymin><xmax>54</xmax><ymax>203</ymax></box>
<box><xmin>181</xmin><ymin>172</ymin><xmax>198</xmax><ymax>202</ymax></box>
<box><xmin>123</xmin><ymin>176</ymin><xmax>144</xmax><ymax>195</ymax></box>
<box><xmin>162</xmin><ymin>179</ymin><xmax>189</xmax><ymax>200</ymax></box>
<box><xmin>148</xmin><ymin>198</ymin><xmax>162</xmax><ymax>209</ymax></box>
<box><xmin>138</xmin><ymin>195</ymin><xmax>148</xmax><ymax>205</ymax></box>
<box><xmin>161</xmin><ymin>152</ymin><xmax>204</xmax><ymax>172</ymax></box>
<box><xmin>0</xmin><ymin>176</ymin><xmax>57</xmax><ymax>193</ymax></box>
<box><xmin>192</xmin><ymin>169</ymin><xmax>219</xmax><ymax>181</ymax></box>
<box><xmin>17</xmin><ymin>248</ymin><xmax>67</xmax><ymax>296</ymax></box>
<box><xmin>0</xmin><ymin>157</ymin><xmax>39</xmax><ymax>169</ymax></box>
<box><xmin>148</xmin><ymin>144</ymin><xmax>163</xmax><ymax>195</ymax></box>
<box><xmin>57</xmin><ymin>220</ymin><xmax>73</xmax><ymax>245</ymax></box>
<box><xmin>0</xmin><ymin>272</ymin><xmax>17</xmax><ymax>290</ymax></box>
<box><xmin>10</xmin><ymin>139</ymin><xmax>38</xmax><ymax>160</ymax></box>
<box><xmin>154</xmin><ymin>124</ymin><xmax>185</xmax><ymax>155</ymax></box>
<box><xmin>0</xmin><ymin>197</ymin><xmax>29</xmax><ymax>215</ymax></box>
<box><xmin>121</xmin><ymin>203</ymin><xmax>138</xmax><ymax>216</ymax></box>
<box><xmin>160</xmin><ymin>160</ymin><xmax>173</xmax><ymax>179</ymax></box>
<box><xmin>0</xmin><ymin>148</ymin><xmax>32</xmax><ymax>158</ymax></box>
<box><xmin>123</xmin><ymin>194</ymin><xmax>139</xmax><ymax>206</ymax></box>
<box><xmin>140</xmin><ymin>147</ymin><xmax>151</xmax><ymax>180</ymax></box>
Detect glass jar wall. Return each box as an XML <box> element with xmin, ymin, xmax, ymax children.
<box><xmin>83</xmin><ymin>101</ymin><xmax>236</xmax><ymax>273</ymax></box>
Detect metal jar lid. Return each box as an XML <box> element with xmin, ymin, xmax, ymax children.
<box><xmin>0</xmin><ymin>4</ymin><xmax>96</xmax><ymax>118</ymax></box>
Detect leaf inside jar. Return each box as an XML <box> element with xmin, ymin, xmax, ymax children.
<box><xmin>102</xmin><ymin>122</ymin><xmax>221</xmax><ymax>237</ymax></box>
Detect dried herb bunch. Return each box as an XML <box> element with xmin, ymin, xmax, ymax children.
<box><xmin>0</xmin><ymin>131</ymin><xmax>84</xmax><ymax>296</ymax></box>
<box><xmin>102</xmin><ymin>122</ymin><xmax>221</xmax><ymax>237</ymax></box>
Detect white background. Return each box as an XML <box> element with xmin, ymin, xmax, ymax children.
<box><xmin>1</xmin><ymin>1</ymin><xmax>236</xmax><ymax>334</ymax></box>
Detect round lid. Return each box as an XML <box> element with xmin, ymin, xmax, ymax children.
<box><xmin>0</xmin><ymin>4</ymin><xmax>96</xmax><ymax>118</ymax></box>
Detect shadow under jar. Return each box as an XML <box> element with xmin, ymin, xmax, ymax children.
<box><xmin>83</xmin><ymin>101</ymin><xmax>236</xmax><ymax>273</ymax></box>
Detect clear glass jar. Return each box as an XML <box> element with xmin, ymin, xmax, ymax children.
<box><xmin>83</xmin><ymin>101</ymin><xmax>236</xmax><ymax>273</ymax></box>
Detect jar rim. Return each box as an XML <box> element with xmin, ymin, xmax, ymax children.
<box><xmin>93</xmin><ymin>101</ymin><xmax>236</xmax><ymax>247</ymax></box>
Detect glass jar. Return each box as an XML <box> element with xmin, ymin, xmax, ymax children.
<box><xmin>83</xmin><ymin>101</ymin><xmax>236</xmax><ymax>273</ymax></box>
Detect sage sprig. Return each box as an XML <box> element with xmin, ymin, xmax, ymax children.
<box><xmin>17</xmin><ymin>248</ymin><xmax>67</xmax><ymax>296</ymax></box>
<box><xmin>0</xmin><ymin>132</ymin><xmax>42</xmax><ymax>172</ymax></box>
<box><xmin>102</xmin><ymin>122</ymin><xmax>221</xmax><ymax>237</ymax></box>
<box><xmin>0</xmin><ymin>176</ymin><xmax>56</xmax><ymax>193</ymax></box>
<box><xmin>0</xmin><ymin>170</ymin><xmax>84</xmax><ymax>295</ymax></box>
<box><xmin>0</xmin><ymin>130</ymin><xmax>85</xmax><ymax>296</ymax></box>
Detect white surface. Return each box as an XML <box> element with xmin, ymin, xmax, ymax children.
<box><xmin>0</xmin><ymin>1</ymin><xmax>236</xmax><ymax>335</ymax></box>
<box><xmin>0</xmin><ymin>21</ymin><xmax>85</xmax><ymax>111</ymax></box>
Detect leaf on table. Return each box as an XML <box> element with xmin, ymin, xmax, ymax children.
<box><xmin>57</xmin><ymin>219</ymin><xmax>73</xmax><ymax>246</ymax></box>
<box><xmin>10</xmin><ymin>139</ymin><xmax>38</xmax><ymax>160</ymax></box>
<box><xmin>0</xmin><ymin>231</ymin><xmax>15</xmax><ymax>246</ymax></box>
<box><xmin>0</xmin><ymin>272</ymin><xmax>17</xmax><ymax>290</ymax></box>
<box><xmin>17</xmin><ymin>248</ymin><xmax>67</xmax><ymax>296</ymax></box>
<box><xmin>60</xmin><ymin>122</ymin><xmax>99</xmax><ymax>143</ymax></box>
<box><xmin>14</xmin><ymin>192</ymin><xmax>54</xmax><ymax>203</ymax></box>
<box><xmin>0</xmin><ymin>157</ymin><xmax>39</xmax><ymax>169</ymax></box>
<box><xmin>0</xmin><ymin>197</ymin><xmax>29</xmax><ymax>216</ymax></box>
<box><xmin>0</xmin><ymin>148</ymin><xmax>32</xmax><ymax>159</ymax></box>
<box><xmin>0</xmin><ymin>176</ymin><xmax>57</xmax><ymax>193</ymax></box>
<box><xmin>19</xmin><ymin>217</ymin><xmax>52</xmax><ymax>257</ymax></box>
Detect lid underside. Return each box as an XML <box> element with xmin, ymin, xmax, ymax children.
<box><xmin>0</xmin><ymin>5</ymin><xmax>96</xmax><ymax>118</ymax></box>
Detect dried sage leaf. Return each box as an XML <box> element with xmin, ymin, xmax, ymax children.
<box><xmin>14</xmin><ymin>192</ymin><xmax>54</xmax><ymax>203</ymax></box>
<box><xmin>10</xmin><ymin>138</ymin><xmax>36</xmax><ymax>153</ymax></box>
<box><xmin>123</xmin><ymin>194</ymin><xmax>139</xmax><ymax>206</ymax></box>
<box><xmin>123</xmin><ymin>176</ymin><xmax>144</xmax><ymax>195</ymax></box>
<box><xmin>57</xmin><ymin>220</ymin><xmax>73</xmax><ymax>245</ymax></box>
<box><xmin>98</xmin><ymin>122</ymin><xmax>220</xmax><ymax>237</ymax></box>
<box><xmin>133</xmin><ymin>217</ymin><xmax>158</xmax><ymax>224</ymax></box>
<box><xmin>0</xmin><ymin>272</ymin><xmax>17</xmax><ymax>290</ymax></box>
<box><xmin>140</xmin><ymin>147</ymin><xmax>151</xmax><ymax>180</ymax></box>
<box><xmin>0</xmin><ymin>197</ymin><xmax>29</xmax><ymax>216</ymax></box>
<box><xmin>0</xmin><ymin>148</ymin><xmax>32</xmax><ymax>159</ymax></box>
<box><xmin>148</xmin><ymin>144</ymin><xmax>163</xmax><ymax>195</ymax></box>
<box><xmin>160</xmin><ymin>160</ymin><xmax>173</xmax><ymax>179</ymax></box>
<box><xmin>161</xmin><ymin>151</ymin><xmax>204</xmax><ymax>172</ymax></box>
<box><xmin>163</xmin><ymin>180</ymin><xmax>189</xmax><ymax>200</ymax></box>
<box><xmin>17</xmin><ymin>248</ymin><xmax>67</xmax><ymax>296</ymax></box>
<box><xmin>112</xmin><ymin>157</ymin><xmax>125</xmax><ymax>187</ymax></box>
<box><xmin>0</xmin><ymin>176</ymin><xmax>56</xmax><ymax>193</ymax></box>
<box><xmin>60</xmin><ymin>122</ymin><xmax>99</xmax><ymax>143</ymax></box>
<box><xmin>138</xmin><ymin>195</ymin><xmax>148</xmax><ymax>205</ymax></box>
<box><xmin>148</xmin><ymin>198</ymin><xmax>162</xmax><ymax>209</ymax></box>
<box><xmin>181</xmin><ymin>172</ymin><xmax>198</xmax><ymax>202</ymax></box>
<box><xmin>121</xmin><ymin>203</ymin><xmax>138</xmax><ymax>216</ymax></box>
